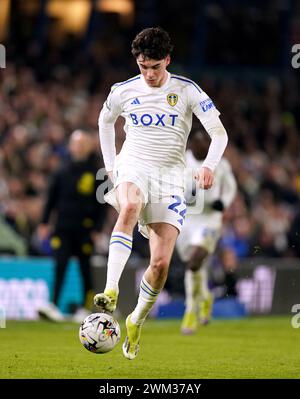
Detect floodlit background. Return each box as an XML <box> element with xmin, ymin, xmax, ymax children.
<box><xmin>0</xmin><ymin>0</ymin><xmax>300</xmax><ymax>321</ymax></box>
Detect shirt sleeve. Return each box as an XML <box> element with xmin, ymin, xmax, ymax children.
<box><xmin>188</xmin><ymin>85</ymin><xmax>220</xmax><ymax>124</ymax></box>
<box><xmin>188</xmin><ymin>85</ymin><xmax>228</xmax><ymax>171</ymax></box>
<box><xmin>98</xmin><ymin>87</ymin><xmax>122</xmax><ymax>172</ymax></box>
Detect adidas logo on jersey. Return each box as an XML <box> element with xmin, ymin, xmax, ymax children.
<box><xmin>131</xmin><ymin>98</ymin><xmax>140</xmax><ymax>105</ymax></box>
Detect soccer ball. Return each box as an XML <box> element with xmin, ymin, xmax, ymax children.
<box><xmin>79</xmin><ymin>313</ymin><xmax>121</xmax><ymax>354</ymax></box>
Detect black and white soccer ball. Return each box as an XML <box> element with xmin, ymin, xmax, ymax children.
<box><xmin>79</xmin><ymin>313</ymin><xmax>121</xmax><ymax>354</ymax></box>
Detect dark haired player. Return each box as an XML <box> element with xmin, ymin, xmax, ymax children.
<box><xmin>95</xmin><ymin>27</ymin><xmax>228</xmax><ymax>359</ymax></box>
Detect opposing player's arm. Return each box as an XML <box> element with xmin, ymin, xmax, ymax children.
<box><xmin>188</xmin><ymin>85</ymin><xmax>228</xmax><ymax>188</ymax></box>
<box><xmin>98</xmin><ymin>87</ymin><xmax>123</xmax><ymax>177</ymax></box>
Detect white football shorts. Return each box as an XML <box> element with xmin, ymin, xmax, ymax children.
<box><xmin>104</xmin><ymin>159</ymin><xmax>186</xmax><ymax>238</ymax></box>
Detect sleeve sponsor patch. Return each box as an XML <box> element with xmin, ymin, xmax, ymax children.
<box><xmin>199</xmin><ymin>98</ymin><xmax>215</xmax><ymax>112</ymax></box>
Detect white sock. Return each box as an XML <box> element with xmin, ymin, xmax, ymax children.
<box><xmin>104</xmin><ymin>231</ymin><xmax>132</xmax><ymax>294</ymax></box>
<box><xmin>184</xmin><ymin>269</ymin><xmax>201</xmax><ymax>313</ymax></box>
<box><xmin>130</xmin><ymin>277</ymin><xmax>160</xmax><ymax>325</ymax></box>
<box><xmin>200</xmin><ymin>266</ymin><xmax>211</xmax><ymax>301</ymax></box>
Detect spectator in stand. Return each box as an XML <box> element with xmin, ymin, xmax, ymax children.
<box><xmin>37</xmin><ymin>130</ymin><xmax>107</xmax><ymax>322</ymax></box>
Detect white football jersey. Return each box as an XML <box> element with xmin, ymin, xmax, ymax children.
<box><xmin>99</xmin><ymin>72</ymin><xmax>220</xmax><ymax>173</ymax></box>
<box><xmin>177</xmin><ymin>152</ymin><xmax>237</xmax><ymax>257</ymax></box>
<box><xmin>185</xmin><ymin>150</ymin><xmax>237</xmax><ymax>219</ymax></box>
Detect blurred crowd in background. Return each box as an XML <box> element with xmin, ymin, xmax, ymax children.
<box><xmin>1</xmin><ymin>2</ymin><xmax>300</xmax><ymax>297</ymax></box>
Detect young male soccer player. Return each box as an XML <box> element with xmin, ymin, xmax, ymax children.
<box><xmin>95</xmin><ymin>27</ymin><xmax>228</xmax><ymax>359</ymax></box>
<box><xmin>176</xmin><ymin>131</ymin><xmax>237</xmax><ymax>334</ymax></box>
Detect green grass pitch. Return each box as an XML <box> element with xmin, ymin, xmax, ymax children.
<box><xmin>0</xmin><ymin>316</ymin><xmax>299</xmax><ymax>379</ymax></box>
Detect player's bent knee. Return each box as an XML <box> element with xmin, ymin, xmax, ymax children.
<box><xmin>117</xmin><ymin>202</ymin><xmax>141</xmax><ymax>228</ymax></box>
<box><xmin>189</xmin><ymin>263</ymin><xmax>201</xmax><ymax>272</ymax></box>
<box><xmin>120</xmin><ymin>202</ymin><xmax>140</xmax><ymax>217</ymax></box>
<box><xmin>188</xmin><ymin>247</ymin><xmax>208</xmax><ymax>271</ymax></box>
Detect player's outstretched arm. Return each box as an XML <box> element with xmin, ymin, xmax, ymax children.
<box><xmin>188</xmin><ymin>85</ymin><xmax>228</xmax><ymax>187</ymax></box>
<box><xmin>195</xmin><ymin>117</ymin><xmax>228</xmax><ymax>190</ymax></box>
<box><xmin>200</xmin><ymin>116</ymin><xmax>228</xmax><ymax>174</ymax></box>
<box><xmin>98</xmin><ymin>89</ymin><xmax>122</xmax><ymax>177</ymax></box>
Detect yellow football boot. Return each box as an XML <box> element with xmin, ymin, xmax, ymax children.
<box><xmin>199</xmin><ymin>294</ymin><xmax>213</xmax><ymax>325</ymax></box>
<box><xmin>122</xmin><ymin>314</ymin><xmax>142</xmax><ymax>360</ymax></box>
<box><xmin>93</xmin><ymin>289</ymin><xmax>118</xmax><ymax>313</ymax></box>
<box><xmin>181</xmin><ymin>311</ymin><xmax>197</xmax><ymax>335</ymax></box>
